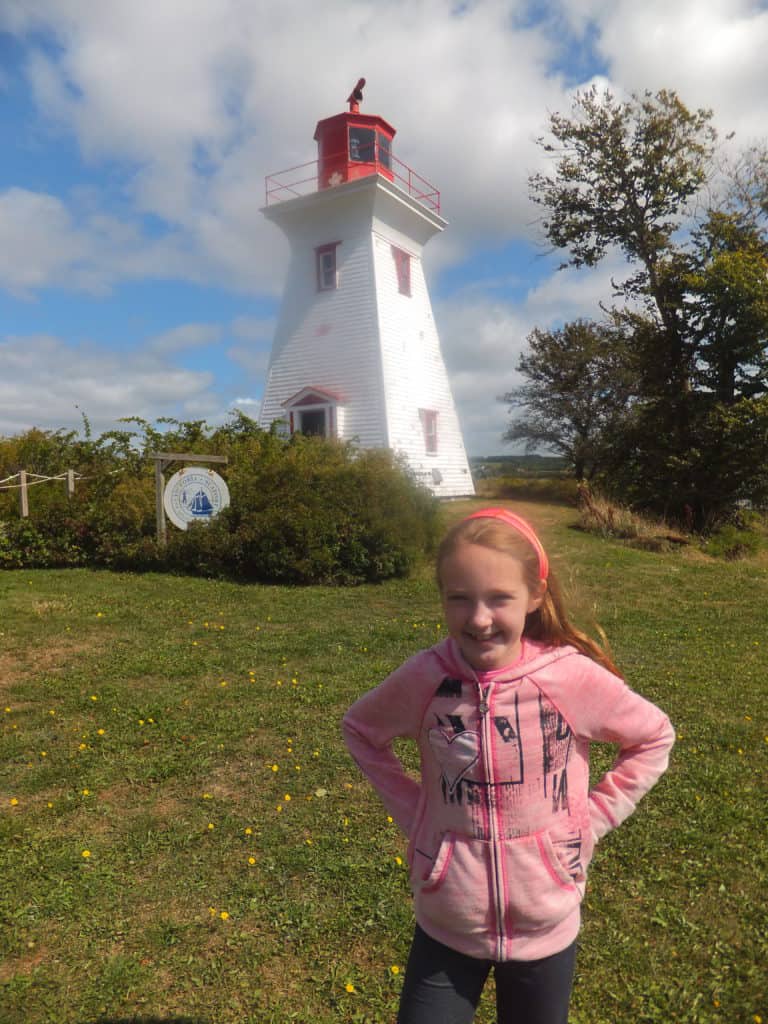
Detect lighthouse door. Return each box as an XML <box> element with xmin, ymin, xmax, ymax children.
<box><xmin>298</xmin><ymin>409</ymin><xmax>326</xmax><ymax>436</ymax></box>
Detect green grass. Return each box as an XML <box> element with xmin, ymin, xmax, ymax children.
<box><xmin>1</xmin><ymin>500</ymin><xmax>766</xmax><ymax>1024</ymax></box>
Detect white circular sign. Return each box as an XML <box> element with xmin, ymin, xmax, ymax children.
<box><xmin>163</xmin><ymin>468</ymin><xmax>230</xmax><ymax>531</ymax></box>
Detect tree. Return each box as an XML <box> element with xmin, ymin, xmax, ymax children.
<box><xmin>500</xmin><ymin>320</ymin><xmax>634</xmax><ymax>480</ymax></box>
<box><xmin>530</xmin><ymin>86</ymin><xmax>717</xmax><ymax>400</ymax></box>
<box><xmin>525</xmin><ymin>87</ymin><xmax>768</xmax><ymax>526</ymax></box>
<box><xmin>685</xmin><ymin>211</ymin><xmax>768</xmax><ymax>403</ymax></box>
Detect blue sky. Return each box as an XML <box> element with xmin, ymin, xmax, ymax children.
<box><xmin>1</xmin><ymin>0</ymin><xmax>766</xmax><ymax>454</ymax></box>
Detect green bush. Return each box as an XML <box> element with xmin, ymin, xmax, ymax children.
<box><xmin>702</xmin><ymin>523</ymin><xmax>762</xmax><ymax>561</ymax></box>
<box><xmin>0</xmin><ymin>418</ymin><xmax>439</xmax><ymax>584</ymax></box>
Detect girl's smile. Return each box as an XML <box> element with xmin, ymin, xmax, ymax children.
<box><xmin>439</xmin><ymin>541</ymin><xmax>545</xmax><ymax>671</ymax></box>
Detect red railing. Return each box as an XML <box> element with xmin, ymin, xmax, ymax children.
<box><xmin>265</xmin><ymin>148</ymin><xmax>441</xmax><ymax>214</ymax></box>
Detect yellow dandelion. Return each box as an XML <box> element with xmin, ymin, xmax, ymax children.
<box><xmin>207</xmin><ymin>823</ymin><xmax>215</xmax><ymax>831</ymax></box>
<box><xmin>220</xmin><ymin>911</ymin><xmax>229</xmax><ymax>921</ymax></box>
<box><xmin>82</xmin><ymin>789</ymin><xmax>90</xmax><ymax>796</ymax></box>
<box><xmin>82</xmin><ymin>850</ymin><xmax>91</xmax><ymax>858</ymax></box>
<box><xmin>395</xmin><ymin>856</ymin><xmax>403</xmax><ymax>866</ymax></box>
<box><xmin>97</xmin><ymin>729</ymin><xmax>105</xmax><ymax>736</ymax></box>
<box><xmin>390</xmin><ymin>965</ymin><xmax>400</xmax><ymax>975</ymax></box>
<box><xmin>387</xmin><ymin>816</ymin><xmax>394</xmax><ymax>823</ymax></box>
<box><xmin>96</xmin><ymin>612</ymin><xmax>104</xmax><ymax>618</ymax></box>
<box><xmin>90</xmin><ymin>694</ymin><xmax>99</xmax><ymax>701</ymax></box>
<box><xmin>78</xmin><ymin>743</ymin><xmax>87</xmax><ymax>751</ymax></box>
<box><xmin>248</xmin><ymin>857</ymin><xmax>256</xmax><ymax>865</ymax></box>
<box><xmin>345</xmin><ymin>982</ymin><xmax>356</xmax><ymax>994</ymax></box>
<box><xmin>10</xmin><ymin>797</ymin><xmax>19</xmax><ymax>806</ymax></box>
<box><xmin>244</xmin><ymin>827</ymin><xmax>253</xmax><ymax>836</ymax></box>
<box><xmin>271</xmin><ymin>764</ymin><xmax>279</xmax><ymax>772</ymax></box>
<box><xmin>40</xmin><ymin>751</ymin><xmax>47</xmax><ymax>757</ymax></box>
<box><xmin>4</xmin><ymin>707</ymin><xmax>10</xmax><ymax>713</ymax></box>
<box><xmin>284</xmin><ymin>794</ymin><xmax>291</xmax><ymax>802</ymax></box>
<box><xmin>276</xmin><ymin>805</ymin><xmax>283</xmax><ymax>813</ymax></box>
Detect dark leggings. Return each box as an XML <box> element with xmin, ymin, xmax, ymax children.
<box><xmin>397</xmin><ymin>925</ymin><xmax>576</xmax><ymax>1024</ymax></box>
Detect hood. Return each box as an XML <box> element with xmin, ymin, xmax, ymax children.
<box><xmin>432</xmin><ymin>636</ymin><xmax>579</xmax><ymax>685</ymax></box>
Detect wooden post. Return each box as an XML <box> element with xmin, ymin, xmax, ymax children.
<box><xmin>155</xmin><ymin>459</ymin><xmax>167</xmax><ymax>547</ymax></box>
<box><xmin>66</xmin><ymin>470</ymin><xmax>76</xmax><ymax>499</ymax></box>
<box><xmin>151</xmin><ymin>452</ymin><xmax>228</xmax><ymax>547</ymax></box>
<box><xmin>19</xmin><ymin>470</ymin><xmax>29</xmax><ymax>518</ymax></box>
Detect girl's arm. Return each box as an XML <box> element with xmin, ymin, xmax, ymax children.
<box><xmin>567</xmin><ymin>659</ymin><xmax>675</xmax><ymax>841</ymax></box>
<box><xmin>342</xmin><ymin>655</ymin><xmax>433</xmax><ymax>836</ymax></box>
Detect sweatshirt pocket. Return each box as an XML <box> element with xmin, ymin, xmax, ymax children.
<box><xmin>413</xmin><ymin>833</ymin><xmax>494</xmax><ymax>942</ymax></box>
<box><xmin>499</xmin><ymin>831</ymin><xmax>582</xmax><ymax>932</ymax></box>
<box><xmin>413</xmin><ymin>829</ymin><xmax>583</xmax><ymax>941</ymax></box>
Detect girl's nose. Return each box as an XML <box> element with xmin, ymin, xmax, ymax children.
<box><xmin>468</xmin><ymin>602</ymin><xmax>493</xmax><ymax>629</ymax></box>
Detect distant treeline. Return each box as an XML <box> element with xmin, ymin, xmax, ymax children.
<box><xmin>470</xmin><ymin>455</ymin><xmax>568</xmax><ymax>479</ymax></box>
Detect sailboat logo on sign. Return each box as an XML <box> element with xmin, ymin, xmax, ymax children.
<box><xmin>163</xmin><ymin>468</ymin><xmax>231</xmax><ymax>531</ymax></box>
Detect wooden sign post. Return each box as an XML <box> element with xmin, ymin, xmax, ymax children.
<box><xmin>151</xmin><ymin>452</ymin><xmax>228</xmax><ymax>546</ymax></box>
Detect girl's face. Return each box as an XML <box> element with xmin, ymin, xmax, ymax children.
<box><xmin>439</xmin><ymin>541</ymin><xmax>545</xmax><ymax>672</ymax></box>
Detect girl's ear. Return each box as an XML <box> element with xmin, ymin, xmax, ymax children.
<box><xmin>527</xmin><ymin>579</ymin><xmax>547</xmax><ymax>614</ymax></box>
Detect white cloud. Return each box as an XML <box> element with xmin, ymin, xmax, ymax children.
<box><xmin>2</xmin><ymin>1</ymin><xmax>767</xmax><ymax>453</ymax></box>
<box><xmin>147</xmin><ymin>323</ymin><xmax>223</xmax><ymax>355</ymax></box>
<box><xmin>4</xmin><ymin>0</ymin><xmax>766</xmax><ymax>299</ymax></box>
<box><xmin>0</xmin><ymin>333</ymin><xmax>215</xmax><ymax>436</ymax></box>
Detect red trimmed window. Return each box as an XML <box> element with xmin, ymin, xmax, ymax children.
<box><xmin>316</xmin><ymin>242</ymin><xmax>340</xmax><ymax>291</ymax></box>
<box><xmin>391</xmin><ymin>246</ymin><xmax>411</xmax><ymax>296</ymax></box>
<box><xmin>419</xmin><ymin>408</ymin><xmax>438</xmax><ymax>454</ymax></box>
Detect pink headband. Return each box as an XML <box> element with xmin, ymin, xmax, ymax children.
<box><xmin>464</xmin><ymin>507</ymin><xmax>549</xmax><ymax>581</ymax></box>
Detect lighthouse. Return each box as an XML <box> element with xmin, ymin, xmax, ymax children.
<box><xmin>258</xmin><ymin>81</ymin><xmax>474</xmax><ymax>498</ymax></box>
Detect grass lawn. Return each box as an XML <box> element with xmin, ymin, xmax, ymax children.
<box><xmin>1</xmin><ymin>500</ymin><xmax>766</xmax><ymax>1024</ymax></box>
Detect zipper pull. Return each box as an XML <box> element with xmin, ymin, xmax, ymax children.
<box><xmin>478</xmin><ymin>700</ymin><xmax>489</xmax><ymax>715</ymax></box>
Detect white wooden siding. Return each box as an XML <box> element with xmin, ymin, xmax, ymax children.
<box><xmin>260</xmin><ymin>175</ymin><xmax>474</xmax><ymax>497</ymax></box>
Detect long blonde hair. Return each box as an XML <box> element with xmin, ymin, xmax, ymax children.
<box><xmin>436</xmin><ymin>516</ymin><xmax>622</xmax><ymax>677</ymax></box>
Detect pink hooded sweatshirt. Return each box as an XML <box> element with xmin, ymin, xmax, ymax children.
<box><xmin>342</xmin><ymin>637</ymin><xmax>674</xmax><ymax>962</ymax></box>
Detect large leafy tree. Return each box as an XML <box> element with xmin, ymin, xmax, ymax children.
<box><xmin>530</xmin><ymin>87</ymin><xmax>717</xmax><ymax>400</ymax></box>
<box><xmin>500</xmin><ymin>320</ymin><xmax>634</xmax><ymax>480</ymax></box>
<box><xmin>524</xmin><ymin>87</ymin><xmax>768</xmax><ymax>526</ymax></box>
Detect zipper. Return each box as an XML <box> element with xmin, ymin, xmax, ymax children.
<box><xmin>477</xmin><ymin>679</ymin><xmax>507</xmax><ymax>961</ymax></box>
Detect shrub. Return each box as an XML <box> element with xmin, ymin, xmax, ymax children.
<box><xmin>702</xmin><ymin>524</ymin><xmax>762</xmax><ymax>561</ymax></box>
<box><xmin>0</xmin><ymin>419</ymin><xmax>439</xmax><ymax>584</ymax></box>
<box><xmin>164</xmin><ymin>437</ymin><xmax>439</xmax><ymax>584</ymax></box>
<box><xmin>576</xmin><ymin>484</ymin><xmax>689</xmax><ymax>551</ymax></box>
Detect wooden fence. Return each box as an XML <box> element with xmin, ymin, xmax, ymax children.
<box><xmin>0</xmin><ymin>470</ymin><xmax>82</xmax><ymax>517</ymax></box>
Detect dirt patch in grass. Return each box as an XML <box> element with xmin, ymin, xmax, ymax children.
<box><xmin>0</xmin><ymin>942</ymin><xmax>51</xmax><ymax>982</ymax></box>
<box><xmin>0</xmin><ymin>636</ymin><xmax>110</xmax><ymax>693</ymax></box>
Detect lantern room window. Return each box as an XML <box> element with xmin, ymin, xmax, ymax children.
<box><xmin>316</xmin><ymin>242</ymin><xmax>340</xmax><ymax>291</ymax></box>
<box><xmin>348</xmin><ymin>126</ymin><xmax>392</xmax><ymax>168</ymax></box>
<box><xmin>419</xmin><ymin>408</ymin><xmax>438</xmax><ymax>454</ymax></box>
<box><xmin>392</xmin><ymin>246</ymin><xmax>411</xmax><ymax>296</ymax></box>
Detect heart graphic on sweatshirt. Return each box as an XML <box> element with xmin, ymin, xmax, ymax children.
<box><xmin>428</xmin><ymin>728</ymin><xmax>480</xmax><ymax>793</ymax></box>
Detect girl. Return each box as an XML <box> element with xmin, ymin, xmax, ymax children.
<box><xmin>342</xmin><ymin>507</ymin><xmax>674</xmax><ymax>1024</ymax></box>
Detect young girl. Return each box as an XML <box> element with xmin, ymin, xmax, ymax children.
<box><xmin>343</xmin><ymin>507</ymin><xmax>674</xmax><ymax>1024</ymax></box>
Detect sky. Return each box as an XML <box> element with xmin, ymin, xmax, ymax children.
<box><xmin>1</xmin><ymin>0</ymin><xmax>767</xmax><ymax>456</ymax></box>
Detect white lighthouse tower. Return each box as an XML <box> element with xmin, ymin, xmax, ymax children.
<box><xmin>258</xmin><ymin>81</ymin><xmax>474</xmax><ymax>497</ymax></box>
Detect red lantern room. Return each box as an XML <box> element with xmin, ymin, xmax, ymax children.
<box><xmin>314</xmin><ymin>78</ymin><xmax>395</xmax><ymax>189</ymax></box>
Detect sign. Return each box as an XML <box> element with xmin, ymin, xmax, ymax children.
<box><xmin>163</xmin><ymin>467</ymin><xmax>230</xmax><ymax>531</ymax></box>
